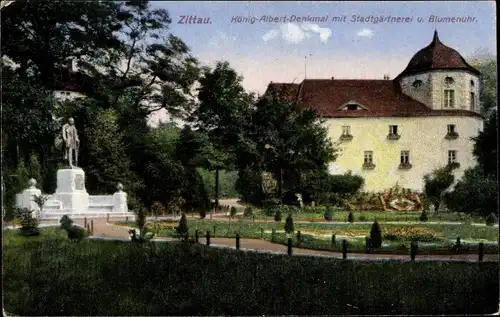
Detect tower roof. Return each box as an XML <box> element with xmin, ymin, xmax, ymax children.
<box><xmin>396</xmin><ymin>30</ymin><xmax>481</xmax><ymax>78</ymax></box>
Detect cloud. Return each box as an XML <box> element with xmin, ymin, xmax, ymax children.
<box><xmin>262</xmin><ymin>23</ymin><xmax>332</xmax><ymax>44</ymax></box>
<box><xmin>357</xmin><ymin>28</ymin><xmax>375</xmax><ymax>38</ymax></box>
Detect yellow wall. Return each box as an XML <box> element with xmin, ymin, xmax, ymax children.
<box><xmin>324</xmin><ymin>116</ymin><xmax>483</xmax><ymax>192</ymax></box>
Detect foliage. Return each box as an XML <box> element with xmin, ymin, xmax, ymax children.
<box><xmin>446</xmin><ymin>166</ymin><xmax>498</xmax><ymax>217</ymax></box>
<box><xmin>485</xmin><ymin>213</ymin><xmax>497</xmax><ymax>226</ymax></box>
<box><xmin>383</xmin><ymin>227</ymin><xmax>439</xmax><ymax>242</ymax></box>
<box><xmin>198</xmin><ymin>168</ymin><xmax>239</xmax><ymax>198</ymax></box>
<box><xmin>347</xmin><ymin>212</ymin><xmax>354</xmax><ymax>223</ymax></box>
<box><xmin>59</xmin><ymin>215</ymin><xmax>88</xmax><ymax>242</ymax></box>
<box><xmin>244</xmin><ymin>207</ymin><xmax>253</xmax><ymax>218</ymax></box>
<box><xmin>274</xmin><ymin>209</ymin><xmax>282</xmax><ymax>222</ymax></box>
<box><xmin>14</xmin><ymin>208</ymin><xmax>39</xmax><ymax>236</ymax></box>
<box><xmin>284</xmin><ymin>213</ymin><xmax>294</xmax><ymax>234</ymax></box>
<box><xmin>175</xmin><ymin>213</ymin><xmax>189</xmax><ymax>236</ymax></box>
<box><xmin>325</xmin><ymin>172</ymin><xmax>365</xmax><ymax>197</ymax></box>
<box><xmin>470</xmin><ymin>59</ymin><xmax>497</xmax><ymax>116</ymax></box>
<box><xmin>419</xmin><ymin>210</ymin><xmax>429</xmax><ymax>222</ymax></box>
<box><xmin>324</xmin><ymin>206</ymin><xmax>333</xmax><ymax>221</ymax></box>
<box><xmin>472</xmin><ymin>110</ymin><xmax>497</xmax><ymax>177</ymax></box>
<box><xmin>368</xmin><ymin>221</ymin><xmax>382</xmax><ymax>248</ymax></box>
<box><xmin>423</xmin><ymin>166</ymin><xmax>455</xmax><ymax>211</ymax></box>
<box><xmin>230</xmin><ymin>206</ymin><xmax>237</xmax><ymax>219</ymax></box>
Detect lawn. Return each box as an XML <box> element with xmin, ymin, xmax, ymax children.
<box><xmin>116</xmin><ymin>218</ymin><xmax>499</xmax><ymax>254</ymax></box>
<box><xmin>3</xmin><ymin>228</ymin><xmax>498</xmax><ymax>315</ymax></box>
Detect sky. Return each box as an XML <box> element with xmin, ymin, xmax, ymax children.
<box><xmin>149</xmin><ymin>1</ymin><xmax>496</xmax><ymax>124</ymax></box>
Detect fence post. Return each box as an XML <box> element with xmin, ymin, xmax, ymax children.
<box><xmin>106</xmin><ymin>213</ymin><xmax>109</xmax><ymax>223</ymax></box>
<box><xmin>236</xmin><ymin>234</ymin><xmax>240</xmax><ymax>250</ymax></box>
<box><xmin>456</xmin><ymin>237</ymin><xmax>461</xmax><ymax>252</ymax></box>
<box><xmin>271</xmin><ymin>228</ymin><xmax>276</xmax><ymax>242</ymax></box>
<box><xmin>478</xmin><ymin>242</ymin><xmax>484</xmax><ymax>262</ymax></box>
<box><xmin>90</xmin><ymin>220</ymin><xmax>94</xmax><ymax>235</ymax></box>
<box><xmin>213</xmin><ymin>225</ymin><xmax>216</xmax><ymax>235</ymax></box>
<box><xmin>297</xmin><ymin>231</ymin><xmax>301</xmax><ymax>247</ymax></box>
<box><xmin>287</xmin><ymin>238</ymin><xmax>292</xmax><ymax>256</ymax></box>
<box><xmin>331</xmin><ymin>234</ymin><xmax>336</xmax><ymax>249</ymax></box>
<box><xmin>410</xmin><ymin>241</ymin><xmax>417</xmax><ymax>261</ymax></box>
<box><xmin>84</xmin><ymin>217</ymin><xmax>87</xmax><ymax>228</ymax></box>
<box><xmin>261</xmin><ymin>227</ymin><xmax>264</xmax><ymax>239</ymax></box>
<box><xmin>195</xmin><ymin>230</ymin><xmax>199</xmax><ymax>243</ymax></box>
<box><xmin>86</xmin><ymin>223</ymin><xmax>91</xmax><ymax>235</ymax></box>
<box><xmin>125</xmin><ymin>216</ymin><xmax>128</xmax><ymax>224</ymax></box>
<box><xmin>342</xmin><ymin>240</ymin><xmax>347</xmax><ymax>259</ymax></box>
<box><xmin>206</xmin><ymin>231</ymin><xmax>211</xmax><ymax>246</ymax></box>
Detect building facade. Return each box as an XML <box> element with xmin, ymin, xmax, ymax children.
<box><xmin>265</xmin><ymin>31</ymin><xmax>484</xmax><ymax>192</ymax></box>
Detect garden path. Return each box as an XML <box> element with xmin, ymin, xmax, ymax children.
<box><xmin>48</xmin><ymin>217</ymin><xmax>499</xmax><ymax>263</ymax></box>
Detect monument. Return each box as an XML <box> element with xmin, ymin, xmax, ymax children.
<box><xmin>15</xmin><ymin>118</ymin><xmax>135</xmax><ymax>220</ymax></box>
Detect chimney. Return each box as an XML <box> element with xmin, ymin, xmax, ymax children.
<box><xmin>383</xmin><ymin>74</ymin><xmax>390</xmax><ymax>80</ymax></box>
<box><xmin>331</xmin><ymin>77</ymin><xmax>335</xmax><ymax>80</ymax></box>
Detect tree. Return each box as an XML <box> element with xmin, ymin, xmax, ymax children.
<box><xmin>347</xmin><ymin>212</ymin><xmax>354</xmax><ymax>223</ymax></box>
<box><xmin>423</xmin><ymin>166</ymin><xmax>455</xmax><ymax>212</ymax></box>
<box><xmin>175</xmin><ymin>213</ymin><xmax>189</xmax><ymax>237</ymax></box>
<box><xmin>369</xmin><ymin>221</ymin><xmax>382</xmax><ymax>248</ymax></box>
<box><xmin>470</xmin><ymin>59</ymin><xmax>497</xmax><ymax>116</ymax></box>
<box><xmin>284</xmin><ymin>213</ymin><xmax>294</xmax><ymax>234</ymax></box>
<box><xmin>472</xmin><ymin>110</ymin><xmax>497</xmax><ymax>177</ymax></box>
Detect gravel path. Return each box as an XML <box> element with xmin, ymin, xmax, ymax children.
<box><xmin>38</xmin><ymin>217</ymin><xmax>498</xmax><ymax>263</ymax></box>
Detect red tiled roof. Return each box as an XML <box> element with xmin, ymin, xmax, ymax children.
<box><xmin>396</xmin><ymin>30</ymin><xmax>480</xmax><ymax>79</ymax></box>
<box><xmin>49</xmin><ymin>68</ymin><xmax>91</xmax><ymax>93</ymax></box>
<box><xmin>265</xmin><ymin>79</ymin><xmax>482</xmax><ymax>118</ymax></box>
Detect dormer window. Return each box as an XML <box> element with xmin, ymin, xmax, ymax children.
<box><xmin>346</xmin><ymin>104</ymin><xmax>358</xmax><ymax>110</ymax></box>
<box><xmin>444</xmin><ymin>76</ymin><xmax>454</xmax><ymax>86</ymax></box>
<box><xmin>338</xmin><ymin>101</ymin><xmax>368</xmax><ymax>111</ymax></box>
<box><xmin>412</xmin><ymin>80</ymin><xmax>423</xmax><ymax>88</ymax></box>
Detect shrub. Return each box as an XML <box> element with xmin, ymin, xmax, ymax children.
<box><xmin>151</xmin><ymin>201</ymin><xmax>167</xmax><ymax>216</ymax></box>
<box><xmin>15</xmin><ymin>208</ymin><xmax>39</xmax><ymax>236</ymax></box>
<box><xmin>423</xmin><ymin>166</ymin><xmax>455</xmax><ymax>211</ymax></box>
<box><xmin>419</xmin><ymin>210</ymin><xmax>428</xmax><ymax>222</ymax></box>
<box><xmin>383</xmin><ymin>227</ymin><xmax>439</xmax><ymax>242</ymax></box>
<box><xmin>359</xmin><ymin>215</ymin><xmax>367</xmax><ymax>222</ymax></box>
<box><xmin>284</xmin><ymin>213</ymin><xmax>294</xmax><ymax>234</ymax></box>
<box><xmin>230</xmin><ymin>206</ymin><xmax>237</xmax><ymax>218</ymax></box>
<box><xmin>244</xmin><ymin>206</ymin><xmax>253</xmax><ymax>217</ymax></box>
<box><xmin>175</xmin><ymin>213</ymin><xmax>189</xmax><ymax>237</ymax></box>
<box><xmin>369</xmin><ymin>221</ymin><xmax>382</xmax><ymax>248</ymax></box>
<box><xmin>199</xmin><ymin>209</ymin><xmax>206</xmax><ymax>219</ymax></box>
<box><xmin>324</xmin><ymin>206</ymin><xmax>333</xmax><ymax>221</ymax></box>
<box><xmin>59</xmin><ymin>215</ymin><xmax>88</xmax><ymax>242</ymax></box>
<box><xmin>486</xmin><ymin>213</ymin><xmax>497</xmax><ymax>226</ymax></box>
<box><xmin>347</xmin><ymin>212</ymin><xmax>354</xmax><ymax>223</ymax></box>
<box><xmin>274</xmin><ymin>209</ymin><xmax>282</xmax><ymax>222</ymax></box>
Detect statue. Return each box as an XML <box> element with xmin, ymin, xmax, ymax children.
<box><xmin>62</xmin><ymin>117</ymin><xmax>80</xmax><ymax>167</ymax></box>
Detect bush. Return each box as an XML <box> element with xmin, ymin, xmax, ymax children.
<box><xmin>175</xmin><ymin>213</ymin><xmax>189</xmax><ymax>236</ymax></box>
<box><xmin>151</xmin><ymin>201</ymin><xmax>168</xmax><ymax>216</ymax></box>
<box><xmin>369</xmin><ymin>221</ymin><xmax>382</xmax><ymax>248</ymax></box>
<box><xmin>230</xmin><ymin>206</ymin><xmax>237</xmax><ymax>218</ymax></box>
<box><xmin>60</xmin><ymin>215</ymin><xmax>88</xmax><ymax>242</ymax></box>
<box><xmin>486</xmin><ymin>213</ymin><xmax>497</xmax><ymax>226</ymax></box>
<box><xmin>15</xmin><ymin>208</ymin><xmax>39</xmax><ymax>236</ymax></box>
<box><xmin>359</xmin><ymin>215</ymin><xmax>367</xmax><ymax>222</ymax></box>
<box><xmin>324</xmin><ymin>172</ymin><xmax>364</xmax><ymax>205</ymax></box>
<box><xmin>423</xmin><ymin>166</ymin><xmax>455</xmax><ymax>211</ymax></box>
<box><xmin>284</xmin><ymin>213</ymin><xmax>294</xmax><ymax>234</ymax></box>
<box><xmin>324</xmin><ymin>206</ymin><xmax>333</xmax><ymax>221</ymax></box>
<box><xmin>274</xmin><ymin>209</ymin><xmax>282</xmax><ymax>222</ymax></box>
<box><xmin>419</xmin><ymin>210</ymin><xmax>428</xmax><ymax>222</ymax></box>
<box><xmin>347</xmin><ymin>212</ymin><xmax>354</xmax><ymax>223</ymax></box>
<box><xmin>199</xmin><ymin>209</ymin><xmax>206</xmax><ymax>219</ymax></box>
<box><xmin>244</xmin><ymin>206</ymin><xmax>253</xmax><ymax>217</ymax></box>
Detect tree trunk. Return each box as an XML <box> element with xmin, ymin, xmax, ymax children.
<box><xmin>214</xmin><ymin>168</ymin><xmax>220</xmax><ymax>210</ymax></box>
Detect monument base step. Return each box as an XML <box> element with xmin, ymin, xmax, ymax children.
<box><xmin>41</xmin><ymin>212</ymin><xmax>136</xmax><ymax>220</ymax></box>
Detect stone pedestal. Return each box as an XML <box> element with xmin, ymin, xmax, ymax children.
<box><xmin>53</xmin><ymin>168</ymin><xmax>89</xmax><ymax>214</ymax></box>
<box><xmin>113</xmin><ymin>190</ymin><xmax>128</xmax><ymax>213</ymax></box>
<box><xmin>15</xmin><ymin>179</ymin><xmax>42</xmax><ymax>211</ymax></box>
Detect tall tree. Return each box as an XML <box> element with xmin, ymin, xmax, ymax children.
<box><xmin>472</xmin><ymin>110</ymin><xmax>497</xmax><ymax>177</ymax></box>
<box><xmin>194</xmin><ymin>61</ymin><xmax>254</xmax><ymax>207</ymax></box>
<box><xmin>471</xmin><ymin>59</ymin><xmax>497</xmax><ymax>117</ymax></box>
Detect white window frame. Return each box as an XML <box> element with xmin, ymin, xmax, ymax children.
<box><xmin>400</xmin><ymin>151</ymin><xmax>410</xmax><ymax>164</ymax></box>
<box><xmin>448</xmin><ymin>150</ymin><xmax>457</xmax><ymax>164</ymax></box>
<box><xmin>342</xmin><ymin>126</ymin><xmax>351</xmax><ymax>135</ymax></box>
<box><xmin>389</xmin><ymin>125</ymin><xmax>398</xmax><ymax>135</ymax></box>
<box><xmin>364</xmin><ymin>151</ymin><xmax>373</xmax><ymax>165</ymax></box>
<box><xmin>444</xmin><ymin>89</ymin><xmax>455</xmax><ymax>108</ymax></box>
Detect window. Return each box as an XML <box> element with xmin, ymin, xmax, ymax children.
<box><xmin>444</xmin><ymin>89</ymin><xmax>455</xmax><ymax>108</ymax></box>
<box><xmin>346</xmin><ymin>104</ymin><xmax>358</xmax><ymax>110</ymax></box>
<box><xmin>400</xmin><ymin>151</ymin><xmax>410</xmax><ymax>164</ymax></box>
<box><xmin>389</xmin><ymin>125</ymin><xmax>398</xmax><ymax>135</ymax></box>
<box><xmin>364</xmin><ymin>151</ymin><xmax>373</xmax><ymax>164</ymax></box>
<box><xmin>470</xmin><ymin>80</ymin><xmax>475</xmax><ymax>87</ymax></box>
<box><xmin>448</xmin><ymin>150</ymin><xmax>457</xmax><ymax>164</ymax></box>
<box><xmin>342</xmin><ymin>126</ymin><xmax>351</xmax><ymax>135</ymax></box>
<box><xmin>444</xmin><ymin>76</ymin><xmax>454</xmax><ymax>86</ymax></box>
<box><xmin>470</xmin><ymin>92</ymin><xmax>475</xmax><ymax>110</ymax></box>
<box><xmin>412</xmin><ymin>80</ymin><xmax>423</xmax><ymax>88</ymax></box>
<box><xmin>447</xmin><ymin>124</ymin><xmax>456</xmax><ymax>134</ymax></box>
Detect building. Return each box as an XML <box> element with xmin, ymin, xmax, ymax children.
<box><xmin>265</xmin><ymin>31</ymin><xmax>484</xmax><ymax>192</ymax></box>
<box><xmin>50</xmin><ymin>60</ymin><xmax>89</xmax><ymax>101</ymax></box>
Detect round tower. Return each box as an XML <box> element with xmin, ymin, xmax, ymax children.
<box><xmin>395</xmin><ymin>30</ymin><xmax>482</xmax><ymax>113</ymax></box>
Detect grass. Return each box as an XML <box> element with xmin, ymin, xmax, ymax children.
<box><xmin>3</xmin><ymin>228</ymin><xmax>498</xmax><ymax>315</ymax></box>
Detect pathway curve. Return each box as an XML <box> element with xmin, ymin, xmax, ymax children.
<box><xmin>42</xmin><ymin>218</ymin><xmax>498</xmax><ymax>263</ymax></box>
